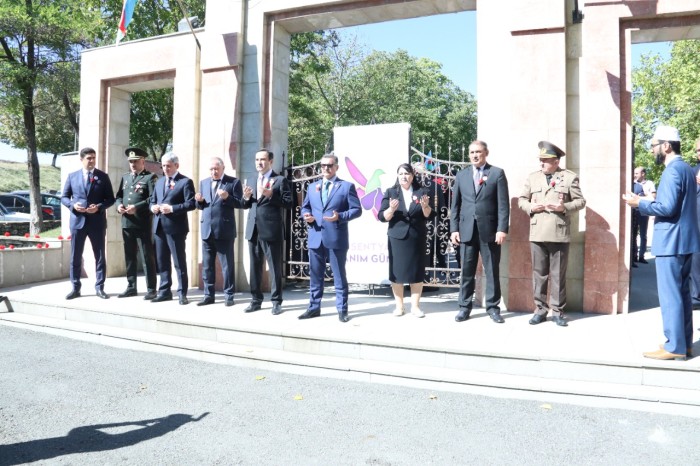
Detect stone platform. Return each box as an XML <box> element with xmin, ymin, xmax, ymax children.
<box><xmin>0</xmin><ymin>261</ymin><xmax>698</xmax><ymax>408</ymax></box>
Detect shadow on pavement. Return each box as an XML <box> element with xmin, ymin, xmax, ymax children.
<box><xmin>0</xmin><ymin>412</ymin><xmax>209</xmax><ymax>466</ymax></box>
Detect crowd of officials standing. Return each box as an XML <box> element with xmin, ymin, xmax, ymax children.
<box><xmin>59</xmin><ymin>126</ymin><xmax>697</xmax><ymax>360</ymax></box>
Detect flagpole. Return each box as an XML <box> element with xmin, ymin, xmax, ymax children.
<box><xmin>173</xmin><ymin>0</ymin><xmax>201</xmax><ymax>50</ymax></box>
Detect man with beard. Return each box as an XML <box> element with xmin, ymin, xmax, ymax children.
<box><xmin>623</xmin><ymin>125</ymin><xmax>700</xmax><ymax>360</ymax></box>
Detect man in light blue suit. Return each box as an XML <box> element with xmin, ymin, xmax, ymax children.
<box><xmin>299</xmin><ymin>153</ymin><xmax>362</xmax><ymax>322</ymax></box>
<box><xmin>61</xmin><ymin>147</ymin><xmax>115</xmax><ymax>300</ymax></box>
<box><xmin>623</xmin><ymin>125</ymin><xmax>700</xmax><ymax>361</ymax></box>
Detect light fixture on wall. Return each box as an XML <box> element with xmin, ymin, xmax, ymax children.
<box><xmin>572</xmin><ymin>0</ymin><xmax>584</xmax><ymax>24</ymax></box>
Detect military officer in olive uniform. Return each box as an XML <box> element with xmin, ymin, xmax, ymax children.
<box><xmin>517</xmin><ymin>141</ymin><xmax>586</xmax><ymax>327</ymax></box>
<box><xmin>115</xmin><ymin>147</ymin><xmax>158</xmax><ymax>300</ymax></box>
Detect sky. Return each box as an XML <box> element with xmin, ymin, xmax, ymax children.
<box><xmin>0</xmin><ymin>11</ymin><xmax>673</xmax><ymax>164</ymax></box>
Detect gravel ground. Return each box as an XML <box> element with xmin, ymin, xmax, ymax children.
<box><xmin>1</xmin><ymin>325</ymin><xmax>699</xmax><ymax>465</ymax></box>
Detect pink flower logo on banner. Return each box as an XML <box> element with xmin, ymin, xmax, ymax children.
<box><xmin>345</xmin><ymin>156</ymin><xmax>384</xmax><ymax>220</ymax></box>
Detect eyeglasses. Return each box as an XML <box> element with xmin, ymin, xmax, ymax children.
<box><xmin>650</xmin><ymin>142</ymin><xmax>662</xmax><ymax>148</ymax></box>
<box><xmin>320</xmin><ymin>164</ymin><xmax>336</xmax><ymax>169</ymax></box>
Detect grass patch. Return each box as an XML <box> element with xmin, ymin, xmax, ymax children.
<box><xmin>0</xmin><ymin>160</ymin><xmax>62</xmax><ymax>193</ymax></box>
<box><xmin>39</xmin><ymin>226</ymin><xmax>63</xmax><ymax>238</ymax></box>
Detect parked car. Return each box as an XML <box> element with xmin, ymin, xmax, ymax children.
<box><xmin>11</xmin><ymin>190</ymin><xmax>62</xmax><ymax>221</ymax></box>
<box><xmin>0</xmin><ymin>193</ymin><xmax>56</xmax><ymax>220</ymax></box>
<box><xmin>0</xmin><ymin>203</ymin><xmax>31</xmax><ymax>222</ymax></box>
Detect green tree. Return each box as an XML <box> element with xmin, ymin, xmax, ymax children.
<box><xmin>288</xmin><ymin>32</ymin><xmax>477</xmax><ymax>164</ymax></box>
<box><xmin>0</xmin><ymin>0</ymin><xmax>102</xmax><ymax>233</ymax></box>
<box><xmin>632</xmin><ymin>39</ymin><xmax>700</xmax><ymax>183</ymax></box>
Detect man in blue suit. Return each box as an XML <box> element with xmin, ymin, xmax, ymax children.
<box><xmin>61</xmin><ymin>147</ymin><xmax>116</xmax><ymax>299</ymax></box>
<box><xmin>690</xmin><ymin>137</ymin><xmax>700</xmax><ymax>310</ymax></box>
<box><xmin>299</xmin><ymin>153</ymin><xmax>362</xmax><ymax>322</ymax></box>
<box><xmin>149</xmin><ymin>153</ymin><xmax>196</xmax><ymax>305</ymax></box>
<box><xmin>623</xmin><ymin>125</ymin><xmax>700</xmax><ymax>361</ymax></box>
<box><xmin>194</xmin><ymin>157</ymin><xmax>244</xmax><ymax>307</ymax></box>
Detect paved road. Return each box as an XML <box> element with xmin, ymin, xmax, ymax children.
<box><xmin>1</xmin><ymin>325</ymin><xmax>699</xmax><ymax>465</ymax></box>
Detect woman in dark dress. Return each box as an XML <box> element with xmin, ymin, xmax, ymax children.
<box><xmin>378</xmin><ymin>163</ymin><xmax>435</xmax><ymax>317</ymax></box>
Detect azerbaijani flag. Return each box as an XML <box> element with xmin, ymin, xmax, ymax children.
<box><xmin>116</xmin><ymin>0</ymin><xmax>139</xmax><ymax>44</ymax></box>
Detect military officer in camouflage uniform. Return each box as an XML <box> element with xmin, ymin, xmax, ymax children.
<box><xmin>518</xmin><ymin>141</ymin><xmax>586</xmax><ymax>327</ymax></box>
<box><xmin>116</xmin><ymin>147</ymin><xmax>158</xmax><ymax>300</ymax></box>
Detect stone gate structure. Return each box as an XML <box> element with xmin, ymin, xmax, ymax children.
<box><xmin>77</xmin><ymin>0</ymin><xmax>700</xmax><ymax>314</ymax></box>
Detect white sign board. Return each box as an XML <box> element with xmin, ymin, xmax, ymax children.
<box><xmin>334</xmin><ymin>123</ymin><xmax>410</xmax><ymax>285</ymax></box>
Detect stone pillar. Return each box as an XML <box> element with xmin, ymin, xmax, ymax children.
<box><xmin>105</xmin><ymin>87</ymin><xmax>132</xmax><ymax>278</ymax></box>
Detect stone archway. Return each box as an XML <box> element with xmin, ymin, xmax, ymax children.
<box><xmin>78</xmin><ymin>0</ymin><xmax>700</xmax><ymax>310</ymax></box>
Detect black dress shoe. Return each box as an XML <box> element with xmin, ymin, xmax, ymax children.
<box><xmin>487</xmin><ymin>309</ymin><xmax>505</xmax><ymax>323</ymax></box>
<box><xmin>529</xmin><ymin>313</ymin><xmax>547</xmax><ymax>325</ymax></box>
<box><xmin>271</xmin><ymin>303</ymin><xmax>282</xmax><ymax>315</ymax></box>
<box><xmin>638</xmin><ymin>258</ymin><xmax>648</xmax><ymax>264</ymax></box>
<box><xmin>244</xmin><ymin>303</ymin><xmax>262</xmax><ymax>313</ymax></box>
<box><xmin>225</xmin><ymin>297</ymin><xmax>235</xmax><ymax>307</ymax></box>
<box><xmin>455</xmin><ymin>309</ymin><xmax>470</xmax><ymax>322</ymax></box>
<box><xmin>143</xmin><ymin>291</ymin><xmax>157</xmax><ymax>301</ymax></box>
<box><xmin>179</xmin><ymin>296</ymin><xmax>189</xmax><ymax>305</ymax></box>
<box><xmin>96</xmin><ymin>289</ymin><xmax>109</xmax><ymax>299</ymax></box>
<box><xmin>338</xmin><ymin>311</ymin><xmax>350</xmax><ymax>323</ymax></box>
<box><xmin>197</xmin><ymin>297</ymin><xmax>215</xmax><ymax>306</ymax></box>
<box><xmin>552</xmin><ymin>315</ymin><xmax>568</xmax><ymax>327</ymax></box>
<box><xmin>151</xmin><ymin>293</ymin><xmax>173</xmax><ymax>303</ymax></box>
<box><xmin>298</xmin><ymin>309</ymin><xmax>320</xmax><ymax>320</ymax></box>
<box><xmin>692</xmin><ymin>303</ymin><xmax>700</xmax><ymax>311</ymax></box>
<box><xmin>65</xmin><ymin>290</ymin><xmax>81</xmax><ymax>300</ymax></box>
<box><xmin>118</xmin><ymin>289</ymin><xmax>137</xmax><ymax>298</ymax></box>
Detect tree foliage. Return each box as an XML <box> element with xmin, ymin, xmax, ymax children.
<box><xmin>288</xmin><ymin>31</ymin><xmax>477</xmax><ymax>164</ymax></box>
<box><xmin>632</xmin><ymin>40</ymin><xmax>700</xmax><ymax>183</ymax></box>
<box><xmin>0</xmin><ymin>0</ymin><xmax>102</xmax><ymax>232</ymax></box>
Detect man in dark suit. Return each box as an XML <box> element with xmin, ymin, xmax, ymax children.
<box><xmin>149</xmin><ymin>153</ymin><xmax>196</xmax><ymax>305</ymax></box>
<box><xmin>299</xmin><ymin>153</ymin><xmax>362</xmax><ymax>322</ymax></box>
<box><xmin>450</xmin><ymin>140</ymin><xmax>509</xmax><ymax>323</ymax></box>
<box><xmin>242</xmin><ymin>149</ymin><xmax>293</xmax><ymax>315</ymax></box>
<box><xmin>194</xmin><ymin>156</ymin><xmax>244</xmax><ymax>307</ymax></box>
<box><xmin>61</xmin><ymin>147</ymin><xmax>116</xmax><ymax>299</ymax></box>
<box><xmin>115</xmin><ymin>147</ymin><xmax>158</xmax><ymax>300</ymax></box>
<box><xmin>624</xmin><ymin>125</ymin><xmax>700</xmax><ymax>360</ymax></box>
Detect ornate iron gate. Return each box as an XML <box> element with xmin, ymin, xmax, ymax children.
<box><xmin>285</xmin><ymin>148</ymin><xmax>470</xmax><ymax>287</ymax></box>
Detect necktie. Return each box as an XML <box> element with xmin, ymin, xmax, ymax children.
<box><xmin>211</xmin><ymin>179</ymin><xmax>220</xmax><ymax>198</ymax></box>
<box><xmin>85</xmin><ymin>171</ymin><xmax>92</xmax><ymax>191</ymax></box>
<box><xmin>258</xmin><ymin>175</ymin><xmax>264</xmax><ymax>198</ymax></box>
<box><xmin>546</xmin><ymin>174</ymin><xmax>552</xmax><ymax>186</ymax></box>
<box><xmin>322</xmin><ymin>180</ymin><xmax>331</xmax><ymax>205</ymax></box>
<box><xmin>164</xmin><ymin>177</ymin><xmax>170</xmax><ymax>196</ymax></box>
<box><xmin>473</xmin><ymin>167</ymin><xmax>481</xmax><ymax>190</ymax></box>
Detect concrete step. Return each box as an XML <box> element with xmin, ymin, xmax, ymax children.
<box><xmin>2</xmin><ymin>292</ymin><xmax>699</xmax><ymax>407</ymax></box>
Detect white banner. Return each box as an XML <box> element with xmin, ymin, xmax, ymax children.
<box><xmin>334</xmin><ymin>123</ymin><xmax>410</xmax><ymax>285</ymax></box>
